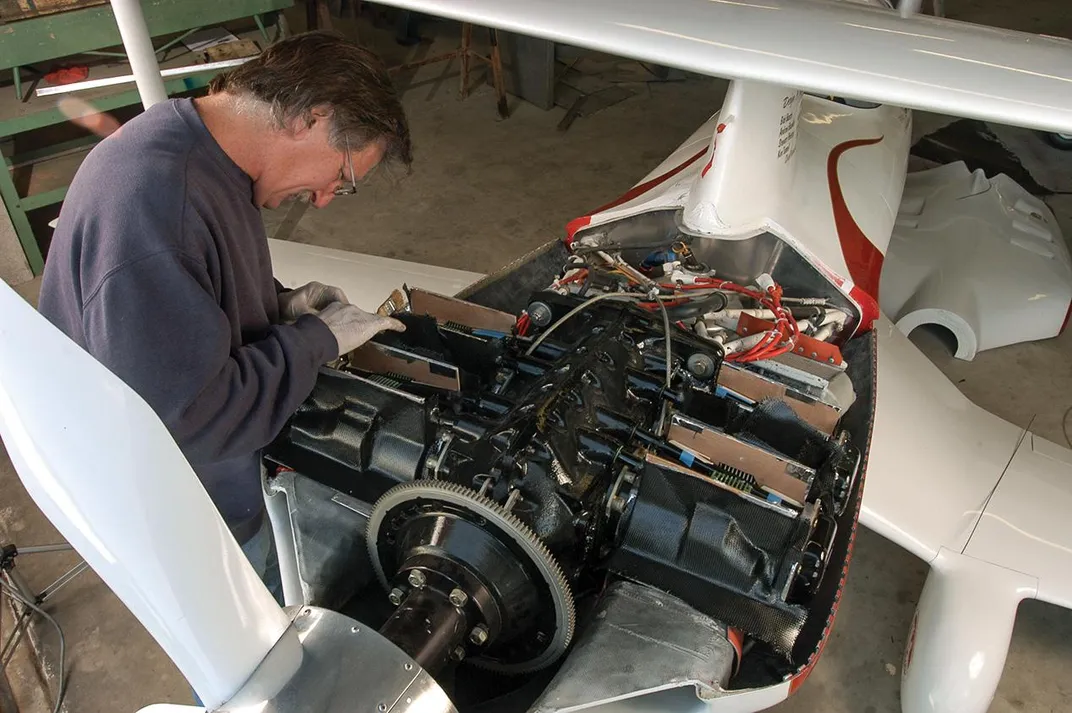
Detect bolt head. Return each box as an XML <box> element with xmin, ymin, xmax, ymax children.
<box><xmin>451</xmin><ymin>646</ymin><xmax>466</xmax><ymax>662</ymax></box>
<box><xmin>469</xmin><ymin>626</ymin><xmax>489</xmax><ymax>645</ymax></box>
<box><xmin>389</xmin><ymin>587</ymin><xmax>405</xmax><ymax>606</ymax></box>
<box><xmin>449</xmin><ymin>588</ymin><xmax>468</xmax><ymax>608</ymax></box>
<box><xmin>407</xmin><ymin>569</ymin><xmax>426</xmax><ymax>588</ymax></box>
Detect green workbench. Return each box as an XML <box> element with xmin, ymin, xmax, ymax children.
<box><xmin>0</xmin><ymin>0</ymin><xmax>294</xmax><ymax>275</ymax></box>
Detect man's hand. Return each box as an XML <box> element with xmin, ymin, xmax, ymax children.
<box><xmin>317</xmin><ymin>302</ymin><xmax>406</xmax><ymax>357</ymax></box>
<box><xmin>278</xmin><ymin>281</ymin><xmax>348</xmax><ymax>322</ymax></box>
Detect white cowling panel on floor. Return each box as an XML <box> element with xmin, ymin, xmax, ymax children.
<box><xmin>0</xmin><ymin>280</ymin><xmax>295</xmax><ymax>710</ymax></box>
<box><xmin>880</xmin><ymin>162</ymin><xmax>1072</xmax><ymax>360</ymax></box>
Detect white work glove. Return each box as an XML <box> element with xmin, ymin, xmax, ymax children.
<box><xmin>278</xmin><ymin>281</ymin><xmax>348</xmax><ymax>322</ymax></box>
<box><xmin>318</xmin><ymin>301</ymin><xmax>406</xmax><ymax>357</ymax></box>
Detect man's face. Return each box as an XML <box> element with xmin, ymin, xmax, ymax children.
<box><xmin>255</xmin><ymin>111</ymin><xmax>386</xmax><ymax>209</ymax></box>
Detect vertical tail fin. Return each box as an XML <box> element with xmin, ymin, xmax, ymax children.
<box><xmin>684</xmin><ymin>80</ymin><xmax>802</xmax><ymax>236</ymax></box>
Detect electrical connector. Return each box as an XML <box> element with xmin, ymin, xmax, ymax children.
<box><xmin>666</xmin><ymin>269</ymin><xmax>699</xmax><ymax>285</ymax></box>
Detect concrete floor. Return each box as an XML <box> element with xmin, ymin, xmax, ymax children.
<box><xmin>2</xmin><ymin>2</ymin><xmax>1072</xmax><ymax>712</ymax></box>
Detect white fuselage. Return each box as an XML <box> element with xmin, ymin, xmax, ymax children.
<box><xmin>569</xmin><ymin>80</ymin><xmax>911</xmax><ymax>333</ymax></box>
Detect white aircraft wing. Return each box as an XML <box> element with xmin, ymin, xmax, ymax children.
<box><xmin>373</xmin><ymin>0</ymin><xmax>1072</xmax><ymax>135</ymax></box>
<box><xmin>268</xmin><ymin>239</ymin><xmax>483</xmax><ymax>312</ymax></box>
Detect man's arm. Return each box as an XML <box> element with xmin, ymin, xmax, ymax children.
<box><xmin>81</xmin><ymin>249</ymin><xmax>338</xmax><ymax>466</ymax></box>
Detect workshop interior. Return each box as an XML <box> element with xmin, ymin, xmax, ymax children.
<box><xmin>1</xmin><ymin>2</ymin><xmax>1072</xmax><ymax>713</ymax></box>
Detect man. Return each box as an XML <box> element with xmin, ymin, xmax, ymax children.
<box><xmin>38</xmin><ymin>31</ymin><xmax>409</xmax><ymax>599</ymax></box>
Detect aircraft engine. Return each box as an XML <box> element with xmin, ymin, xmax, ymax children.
<box><xmin>265</xmin><ymin>219</ymin><xmax>873</xmax><ymax>710</ymax></box>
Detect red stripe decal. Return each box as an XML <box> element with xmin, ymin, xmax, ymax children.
<box><xmin>848</xmin><ymin>285</ymin><xmax>880</xmax><ymax>334</ymax></box>
<box><xmin>827</xmin><ymin>137</ymin><xmax>884</xmax><ymax>332</ymax></box>
<box><xmin>564</xmin><ymin>147</ymin><xmax>709</xmax><ymax>245</ymax></box>
<box><xmin>701</xmin><ymin>155</ymin><xmax>715</xmax><ymax>178</ymax></box>
<box><xmin>565</xmin><ymin>215</ymin><xmax>592</xmax><ymax>243</ymax></box>
<box><xmin>701</xmin><ymin>123</ymin><xmax>727</xmax><ymax>178</ymax></box>
<box><xmin>594</xmin><ymin>147</ymin><xmax>708</xmax><ymax>214</ymax></box>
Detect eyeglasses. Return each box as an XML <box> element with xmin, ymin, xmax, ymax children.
<box><xmin>334</xmin><ymin>137</ymin><xmax>358</xmax><ymax>196</ymax></box>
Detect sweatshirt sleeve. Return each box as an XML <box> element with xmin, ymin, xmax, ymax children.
<box><xmin>81</xmin><ymin>249</ymin><xmax>339</xmax><ymax>466</ymax></box>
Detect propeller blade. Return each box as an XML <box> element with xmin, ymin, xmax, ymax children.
<box><xmin>0</xmin><ymin>281</ymin><xmax>295</xmax><ymax>709</ymax></box>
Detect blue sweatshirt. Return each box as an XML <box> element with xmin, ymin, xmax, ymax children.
<box><xmin>39</xmin><ymin>98</ymin><xmax>339</xmax><ymax>544</ymax></box>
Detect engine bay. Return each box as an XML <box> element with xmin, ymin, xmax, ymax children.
<box><xmin>264</xmin><ymin>216</ymin><xmax>875</xmax><ymax>709</ymax></box>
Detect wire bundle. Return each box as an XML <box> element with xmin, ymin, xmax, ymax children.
<box><xmin>661</xmin><ymin>276</ymin><xmax>800</xmax><ymax>363</ymax></box>
<box><xmin>516</xmin><ymin>311</ymin><xmax>531</xmax><ymax>336</ymax></box>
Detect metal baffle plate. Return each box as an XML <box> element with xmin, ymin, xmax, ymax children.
<box><xmin>530</xmin><ymin>581</ymin><xmax>736</xmax><ymax>713</ymax></box>
<box><xmin>219</xmin><ymin>606</ymin><xmax>456</xmax><ymax>713</ymax></box>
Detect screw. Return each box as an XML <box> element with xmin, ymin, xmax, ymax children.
<box><xmin>378</xmin><ymin>704</ymin><xmax>387</xmax><ymax>712</ymax></box>
<box><xmin>351</xmin><ymin>626</ymin><xmax>360</xmax><ymax>633</ymax></box>
<box><xmin>449</xmin><ymin>588</ymin><xmax>468</xmax><ymax>608</ymax></box>
<box><xmin>452</xmin><ymin>646</ymin><xmax>466</xmax><ymax>662</ymax></box>
<box><xmin>389</xmin><ymin>588</ymin><xmax>405</xmax><ymax>606</ymax></box>
<box><xmin>469</xmin><ymin>625</ymin><xmax>489</xmax><ymax>645</ymax></box>
<box><xmin>404</xmin><ymin>663</ymin><xmax>413</xmax><ymax>671</ymax></box>
<box><xmin>408</xmin><ymin>570</ymin><xmax>426</xmax><ymax>588</ymax></box>
<box><xmin>527</xmin><ymin>301</ymin><xmax>554</xmax><ymax>328</ymax></box>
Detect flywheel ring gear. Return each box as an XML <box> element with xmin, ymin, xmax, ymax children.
<box><xmin>366</xmin><ymin>479</ymin><xmax>576</xmax><ymax>674</ymax></box>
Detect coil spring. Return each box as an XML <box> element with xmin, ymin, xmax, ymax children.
<box><xmin>712</xmin><ymin>463</ymin><xmax>757</xmax><ymax>494</ymax></box>
<box><xmin>443</xmin><ymin>320</ymin><xmax>472</xmax><ymax>333</ymax></box>
<box><xmin>550</xmin><ymin>458</ymin><xmax>571</xmax><ymax>486</ymax></box>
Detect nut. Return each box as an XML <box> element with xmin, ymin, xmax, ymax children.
<box><xmin>388</xmin><ymin>588</ymin><xmax>405</xmax><ymax>606</ymax></box>
<box><xmin>469</xmin><ymin>625</ymin><xmax>489</xmax><ymax>646</ymax></box>
<box><xmin>407</xmin><ymin>570</ymin><xmax>427</xmax><ymax>588</ymax></box>
<box><xmin>451</xmin><ymin>646</ymin><xmax>466</xmax><ymax>662</ymax></box>
<box><xmin>449</xmin><ymin>588</ymin><xmax>468</xmax><ymax>608</ymax></box>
